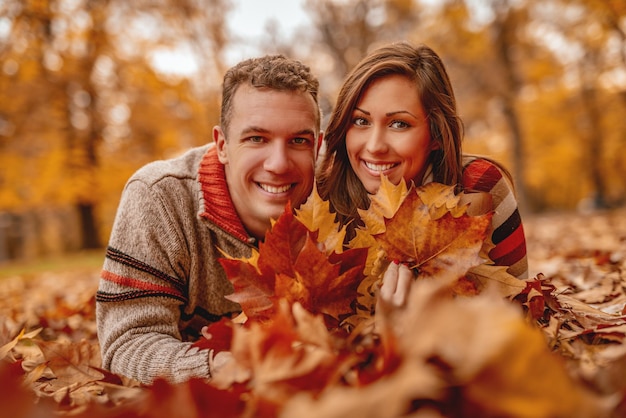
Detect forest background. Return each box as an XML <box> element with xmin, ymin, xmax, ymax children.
<box><xmin>1</xmin><ymin>0</ymin><xmax>625</xmax><ymax>264</ymax></box>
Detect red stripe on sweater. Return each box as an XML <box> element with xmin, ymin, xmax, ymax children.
<box><xmin>491</xmin><ymin>239</ymin><xmax>527</xmax><ymax>267</ymax></box>
<box><xmin>488</xmin><ymin>224</ymin><xmax>526</xmax><ymax>260</ymax></box>
<box><xmin>101</xmin><ymin>270</ymin><xmax>184</xmax><ymax>299</ymax></box>
<box><xmin>463</xmin><ymin>159</ymin><xmax>502</xmax><ymax>192</ymax></box>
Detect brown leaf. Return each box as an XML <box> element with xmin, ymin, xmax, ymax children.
<box><xmin>36</xmin><ymin>339</ymin><xmax>103</xmax><ymax>385</ymax></box>
<box><xmin>465</xmin><ymin>264</ymin><xmax>527</xmax><ymax>299</ymax></box>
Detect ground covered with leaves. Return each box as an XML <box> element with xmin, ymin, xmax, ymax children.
<box><xmin>1</xmin><ymin>184</ymin><xmax>626</xmax><ymax>418</ymax></box>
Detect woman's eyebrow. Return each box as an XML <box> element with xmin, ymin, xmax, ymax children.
<box><xmin>355</xmin><ymin>106</ymin><xmax>418</xmax><ymax>119</ymax></box>
<box><xmin>386</xmin><ymin>110</ymin><xmax>419</xmax><ymax>118</ymax></box>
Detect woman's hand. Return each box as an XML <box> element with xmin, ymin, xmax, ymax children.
<box><xmin>379</xmin><ymin>260</ymin><xmax>416</xmax><ymax>307</ymax></box>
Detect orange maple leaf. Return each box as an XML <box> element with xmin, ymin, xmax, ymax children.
<box><xmin>222</xmin><ymin>205</ymin><xmax>367</xmax><ymax>322</ymax></box>
<box><xmin>228</xmin><ymin>302</ymin><xmax>343</xmax><ymax>398</ymax></box>
<box><xmin>374</xmin><ymin>188</ymin><xmax>492</xmax><ymax>284</ymax></box>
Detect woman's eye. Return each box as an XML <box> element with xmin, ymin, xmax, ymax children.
<box><xmin>353</xmin><ymin>117</ymin><xmax>368</xmax><ymax>127</ymax></box>
<box><xmin>390</xmin><ymin>120</ymin><xmax>409</xmax><ymax>129</ymax></box>
<box><xmin>292</xmin><ymin>137</ymin><xmax>310</xmax><ymax>145</ymax></box>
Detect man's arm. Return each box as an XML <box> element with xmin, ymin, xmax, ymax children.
<box><xmin>96</xmin><ymin>178</ymin><xmax>211</xmax><ymax>384</ymax></box>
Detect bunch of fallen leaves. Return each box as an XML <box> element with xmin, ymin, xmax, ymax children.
<box><xmin>1</xmin><ymin>179</ymin><xmax>626</xmax><ymax>417</ymax></box>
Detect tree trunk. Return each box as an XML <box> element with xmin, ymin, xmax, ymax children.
<box><xmin>489</xmin><ymin>1</ymin><xmax>529</xmax><ymax>213</ymax></box>
<box><xmin>580</xmin><ymin>85</ymin><xmax>609</xmax><ymax>208</ymax></box>
<box><xmin>78</xmin><ymin>203</ymin><xmax>100</xmax><ymax>249</ymax></box>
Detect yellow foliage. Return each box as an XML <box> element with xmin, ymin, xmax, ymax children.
<box><xmin>295</xmin><ymin>184</ymin><xmax>347</xmax><ymax>255</ymax></box>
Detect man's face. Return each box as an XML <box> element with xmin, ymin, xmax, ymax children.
<box><xmin>215</xmin><ymin>84</ymin><xmax>320</xmax><ymax>241</ymax></box>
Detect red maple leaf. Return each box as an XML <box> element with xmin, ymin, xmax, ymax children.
<box><xmin>221</xmin><ymin>205</ymin><xmax>367</xmax><ymax>322</ymax></box>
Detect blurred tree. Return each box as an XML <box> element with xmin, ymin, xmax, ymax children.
<box><xmin>551</xmin><ymin>0</ymin><xmax>626</xmax><ymax>208</ymax></box>
<box><xmin>418</xmin><ymin>0</ymin><xmax>552</xmax><ymax>212</ymax></box>
<box><xmin>304</xmin><ymin>0</ymin><xmax>422</xmax><ymax>93</ymax></box>
<box><xmin>0</xmin><ymin>0</ymin><xmax>231</xmax><ymax>259</ymax></box>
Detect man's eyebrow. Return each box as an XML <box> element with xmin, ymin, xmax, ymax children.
<box><xmin>240</xmin><ymin>126</ymin><xmax>270</xmax><ymax>135</ymax></box>
<box><xmin>241</xmin><ymin>127</ymin><xmax>316</xmax><ymax>137</ymax></box>
<box><xmin>293</xmin><ymin>129</ymin><xmax>316</xmax><ymax>137</ymax></box>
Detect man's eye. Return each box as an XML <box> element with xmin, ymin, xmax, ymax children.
<box><xmin>248</xmin><ymin>136</ymin><xmax>264</xmax><ymax>143</ymax></box>
<box><xmin>292</xmin><ymin>137</ymin><xmax>310</xmax><ymax>145</ymax></box>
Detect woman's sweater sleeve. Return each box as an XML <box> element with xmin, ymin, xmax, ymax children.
<box><xmin>96</xmin><ymin>178</ymin><xmax>211</xmax><ymax>384</ymax></box>
<box><xmin>462</xmin><ymin>159</ymin><xmax>529</xmax><ymax>279</ymax></box>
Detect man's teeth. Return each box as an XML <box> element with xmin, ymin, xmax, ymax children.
<box><xmin>365</xmin><ymin>161</ymin><xmax>395</xmax><ymax>171</ymax></box>
<box><xmin>260</xmin><ymin>184</ymin><xmax>292</xmax><ymax>193</ymax></box>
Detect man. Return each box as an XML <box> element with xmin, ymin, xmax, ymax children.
<box><xmin>96</xmin><ymin>55</ymin><xmax>322</xmax><ymax>384</ymax></box>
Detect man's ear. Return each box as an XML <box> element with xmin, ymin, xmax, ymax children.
<box><xmin>316</xmin><ymin>131</ymin><xmax>324</xmax><ymax>157</ymax></box>
<box><xmin>214</xmin><ymin>126</ymin><xmax>228</xmax><ymax>164</ymax></box>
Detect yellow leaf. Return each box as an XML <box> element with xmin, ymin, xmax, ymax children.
<box><xmin>465</xmin><ymin>264</ymin><xmax>527</xmax><ymax>299</ymax></box>
<box><xmin>219</xmin><ymin>246</ymin><xmax>260</xmax><ymax>269</ymax></box>
<box><xmin>357</xmin><ymin>175</ymin><xmax>410</xmax><ymax>235</ymax></box>
<box><xmin>0</xmin><ymin>328</ymin><xmax>42</xmax><ymax>360</ymax></box>
<box><xmin>416</xmin><ymin>182</ymin><xmax>465</xmax><ymax>219</ymax></box>
<box><xmin>296</xmin><ymin>184</ymin><xmax>347</xmax><ymax>254</ymax></box>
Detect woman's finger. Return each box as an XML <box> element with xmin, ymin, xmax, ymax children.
<box><xmin>380</xmin><ymin>260</ymin><xmax>400</xmax><ymax>303</ymax></box>
<box><xmin>392</xmin><ymin>264</ymin><xmax>414</xmax><ymax>306</ymax></box>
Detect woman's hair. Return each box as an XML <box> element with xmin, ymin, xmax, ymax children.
<box><xmin>317</xmin><ymin>41</ymin><xmax>464</xmax><ymax>238</ymax></box>
<box><xmin>220</xmin><ymin>54</ymin><xmax>321</xmax><ymax>136</ymax></box>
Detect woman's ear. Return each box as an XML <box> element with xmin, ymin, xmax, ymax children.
<box><xmin>429</xmin><ymin>139</ymin><xmax>442</xmax><ymax>151</ymax></box>
<box><xmin>214</xmin><ymin>126</ymin><xmax>228</xmax><ymax>164</ymax></box>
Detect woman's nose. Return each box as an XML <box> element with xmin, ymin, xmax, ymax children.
<box><xmin>365</xmin><ymin>127</ymin><xmax>388</xmax><ymax>154</ymax></box>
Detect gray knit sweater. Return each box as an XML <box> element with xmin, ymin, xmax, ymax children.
<box><xmin>96</xmin><ymin>144</ymin><xmax>254</xmax><ymax>384</ymax></box>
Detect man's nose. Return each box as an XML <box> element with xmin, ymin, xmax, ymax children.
<box><xmin>264</xmin><ymin>142</ymin><xmax>290</xmax><ymax>173</ymax></box>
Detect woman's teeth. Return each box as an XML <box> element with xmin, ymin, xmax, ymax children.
<box><xmin>365</xmin><ymin>161</ymin><xmax>395</xmax><ymax>171</ymax></box>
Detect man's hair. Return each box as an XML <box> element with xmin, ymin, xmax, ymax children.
<box><xmin>220</xmin><ymin>54</ymin><xmax>320</xmax><ymax>136</ymax></box>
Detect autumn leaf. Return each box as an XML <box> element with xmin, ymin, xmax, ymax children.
<box><xmin>356</xmin><ymin>174</ymin><xmax>409</xmax><ymax>236</ymax></box>
<box><xmin>391</xmin><ymin>279</ymin><xmax>609</xmax><ymax>418</ymax></box>
<box><xmin>0</xmin><ymin>361</ymin><xmax>50</xmax><ymax>418</ymax></box>
<box><xmin>374</xmin><ymin>189</ymin><xmax>492</xmax><ymax>283</ymax></box>
<box><xmin>221</xmin><ymin>257</ymin><xmax>275</xmax><ymax>319</ymax></box>
<box><xmin>465</xmin><ymin>264</ymin><xmax>527</xmax><ymax>298</ymax></box>
<box><xmin>296</xmin><ymin>184</ymin><xmax>347</xmax><ymax>255</ymax></box>
<box><xmin>36</xmin><ymin>339</ymin><xmax>104</xmax><ymax>386</ymax></box>
<box><xmin>0</xmin><ymin>327</ymin><xmax>42</xmax><ymax>361</ymax></box>
<box><xmin>257</xmin><ymin>204</ymin><xmax>311</xmax><ymax>279</ymax></box>
<box><xmin>347</xmin><ymin>176</ymin><xmax>410</xmax><ymax>281</ymax></box>
<box><xmin>211</xmin><ymin>300</ymin><xmax>346</xmax><ymax>414</ymax></box>
<box><xmin>223</xmin><ymin>204</ymin><xmax>367</xmax><ymax>321</ymax></box>
<box><xmin>192</xmin><ymin>317</ymin><xmax>235</xmax><ymax>353</ymax></box>
<box><xmin>416</xmin><ymin>182</ymin><xmax>466</xmax><ymax>219</ymax></box>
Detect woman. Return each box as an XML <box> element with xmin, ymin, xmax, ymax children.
<box><xmin>317</xmin><ymin>42</ymin><xmax>528</xmax><ymax>304</ymax></box>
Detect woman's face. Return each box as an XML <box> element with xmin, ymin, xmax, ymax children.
<box><xmin>345</xmin><ymin>74</ymin><xmax>436</xmax><ymax>194</ymax></box>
